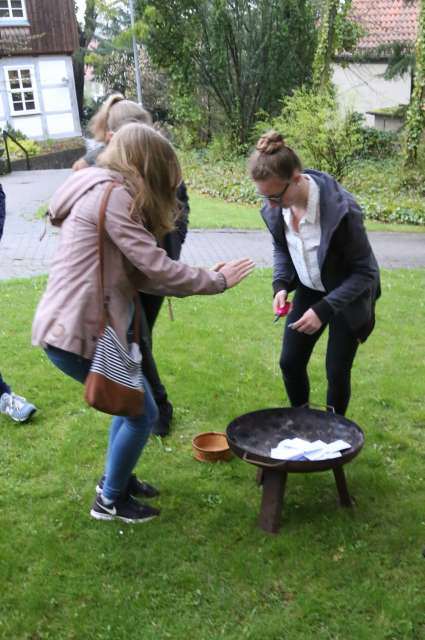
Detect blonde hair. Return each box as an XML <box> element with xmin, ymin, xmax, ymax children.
<box><xmin>90</xmin><ymin>94</ymin><xmax>153</xmax><ymax>142</ymax></box>
<box><xmin>97</xmin><ymin>122</ymin><xmax>182</xmax><ymax>241</ymax></box>
<box><xmin>248</xmin><ymin>130</ymin><xmax>302</xmax><ymax>181</ymax></box>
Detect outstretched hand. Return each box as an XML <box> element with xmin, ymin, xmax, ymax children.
<box><xmin>212</xmin><ymin>258</ymin><xmax>255</xmax><ymax>289</ymax></box>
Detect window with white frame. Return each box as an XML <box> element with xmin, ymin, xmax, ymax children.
<box><xmin>0</xmin><ymin>0</ymin><xmax>27</xmax><ymax>19</ymax></box>
<box><xmin>5</xmin><ymin>67</ymin><xmax>39</xmax><ymax>115</ymax></box>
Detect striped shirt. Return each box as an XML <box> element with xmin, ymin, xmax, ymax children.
<box><xmin>282</xmin><ymin>175</ymin><xmax>325</xmax><ymax>292</ymax></box>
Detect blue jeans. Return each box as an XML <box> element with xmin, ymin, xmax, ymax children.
<box><xmin>45</xmin><ymin>345</ymin><xmax>159</xmax><ymax>500</ymax></box>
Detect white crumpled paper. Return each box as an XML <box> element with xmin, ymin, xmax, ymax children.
<box><xmin>270</xmin><ymin>437</ymin><xmax>351</xmax><ymax>461</ymax></box>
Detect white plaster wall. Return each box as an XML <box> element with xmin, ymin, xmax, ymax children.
<box><xmin>46</xmin><ymin>112</ymin><xmax>74</xmax><ymax>136</ymax></box>
<box><xmin>8</xmin><ymin>115</ymin><xmax>43</xmax><ymax>137</ymax></box>
<box><xmin>0</xmin><ymin>55</ymin><xmax>81</xmax><ymax>139</ymax></box>
<box><xmin>332</xmin><ymin>63</ymin><xmax>411</xmax><ymax>126</ymax></box>
<box><xmin>42</xmin><ymin>87</ymin><xmax>72</xmax><ymax>112</ymax></box>
<box><xmin>39</xmin><ymin>59</ymin><xmax>68</xmax><ymax>86</ymax></box>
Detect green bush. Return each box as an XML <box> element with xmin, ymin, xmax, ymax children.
<box><xmin>2</xmin><ymin>122</ymin><xmax>41</xmax><ymax>158</ymax></box>
<box><xmin>179</xmin><ymin>149</ymin><xmax>425</xmax><ymax>225</ymax></box>
<box><xmin>344</xmin><ymin>158</ymin><xmax>425</xmax><ymax>225</ymax></box>
<box><xmin>351</xmin><ymin>113</ymin><xmax>399</xmax><ymax>160</ymax></box>
<box><xmin>167</xmin><ymin>92</ymin><xmax>210</xmax><ymax>150</ymax></box>
<box><xmin>6</xmin><ymin>137</ymin><xmax>41</xmax><ymax>158</ymax></box>
<box><xmin>3</xmin><ymin>122</ymin><xmax>27</xmax><ymax>140</ymax></box>
<box><xmin>180</xmin><ymin>149</ymin><xmax>257</xmax><ymax>203</ymax></box>
<box><xmin>359</xmin><ymin>127</ymin><xmax>398</xmax><ymax>159</ymax></box>
<box><xmin>258</xmin><ymin>89</ymin><xmax>364</xmax><ymax>181</ymax></box>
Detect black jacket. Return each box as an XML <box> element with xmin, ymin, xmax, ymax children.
<box><xmin>261</xmin><ymin>169</ymin><xmax>381</xmax><ymax>342</ymax></box>
<box><xmin>163</xmin><ymin>181</ymin><xmax>190</xmax><ymax>260</ymax></box>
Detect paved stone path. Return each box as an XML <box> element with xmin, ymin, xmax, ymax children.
<box><xmin>0</xmin><ymin>169</ymin><xmax>424</xmax><ymax>280</ymax></box>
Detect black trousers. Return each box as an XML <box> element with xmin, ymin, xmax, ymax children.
<box><xmin>138</xmin><ymin>293</ymin><xmax>168</xmax><ymax>406</ymax></box>
<box><xmin>136</xmin><ymin>230</ymin><xmax>185</xmax><ymax>408</ymax></box>
<box><xmin>280</xmin><ymin>285</ymin><xmax>359</xmax><ymax>415</ymax></box>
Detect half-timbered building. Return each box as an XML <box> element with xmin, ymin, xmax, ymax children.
<box><xmin>0</xmin><ymin>0</ymin><xmax>81</xmax><ymax>139</ymax></box>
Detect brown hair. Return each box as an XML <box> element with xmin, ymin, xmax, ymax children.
<box><xmin>89</xmin><ymin>94</ymin><xmax>153</xmax><ymax>142</ymax></box>
<box><xmin>248</xmin><ymin>130</ymin><xmax>302</xmax><ymax>181</ymax></box>
<box><xmin>97</xmin><ymin>123</ymin><xmax>181</xmax><ymax>241</ymax></box>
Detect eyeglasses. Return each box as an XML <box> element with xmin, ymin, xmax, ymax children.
<box><xmin>256</xmin><ymin>181</ymin><xmax>291</xmax><ymax>205</ymax></box>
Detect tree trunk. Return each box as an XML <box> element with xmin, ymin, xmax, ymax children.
<box><xmin>312</xmin><ymin>0</ymin><xmax>340</xmax><ymax>93</ymax></box>
<box><xmin>73</xmin><ymin>48</ymin><xmax>85</xmax><ymax>121</ymax></box>
<box><xmin>72</xmin><ymin>0</ymin><xmax>97</xmax><ymax>122</ymax></box>
<box><xmin>404</xmin><ymin>0</ymin><xmax>425</xmax><ymax>164</ymax></box>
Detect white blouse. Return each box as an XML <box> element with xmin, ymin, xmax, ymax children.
<box><xmin>282</xmin><ymin>175</ymin><xmax>325</xmax><ymax>292</ymax></box>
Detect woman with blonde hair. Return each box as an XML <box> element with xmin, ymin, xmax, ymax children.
<box><xmin>74</xmin><ymin>93</ymin><xmax>190</xmax><ymax>436</ymax></box>
<box><xmin>33</xmin><ymin>122</ymin><xmax>254</xmax><ymax>523</ymax></box>
<box><xmin>249</xmin><ymin>130</ymin><xmax>380</xmax><ymax>416</ymax></box>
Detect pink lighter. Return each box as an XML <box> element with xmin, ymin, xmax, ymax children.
<box><xmin>273</xmin><ymin>301</ymin><xmax>292</xmax><ymax>323</ymax></box>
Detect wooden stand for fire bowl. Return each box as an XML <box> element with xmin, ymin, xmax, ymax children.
<box><xmin>226</xmin><ymin>407</ymin><xmax>364</xmax><ymax>534</ymax></box>
<box><xmin>254</xmin><ymin>463</ymin><xmax>353</xmax><ymax>534</ymax></box>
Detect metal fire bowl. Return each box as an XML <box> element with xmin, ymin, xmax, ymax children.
<box><xmin>226</xmin><ymin>407</ymin><xmax>365</xmax><ymax>473</ymax></box>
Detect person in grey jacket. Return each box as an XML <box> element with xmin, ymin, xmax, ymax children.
<box><xmin>249</xmin><ymin>131</ymin><xmax>380</xmax><ymax>415</ymax></box>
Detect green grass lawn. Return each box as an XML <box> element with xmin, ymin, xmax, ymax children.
<box><xmin>1</xmin><ymin>270</ymin><xmax>425</xmax><ymax>639</ymax></box>
<box><xmin>189</xmin><ymin>192</ymin><xmax>425</xmax><ymax>233</ymax></box>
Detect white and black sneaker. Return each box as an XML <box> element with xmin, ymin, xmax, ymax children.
<box><xmin>0</xmin><ymin>392</ymin><xmax>36</xmax><ymax>423</ymax></box>
<box><xmin>90</xmin><ymin>494</ymin><xmax>160</xmax><ymax>524</ymax></box>
<box><xmin>96</xmin><ymin>474</ymin><xmax>160</xmax><ymax>500</ymax></box>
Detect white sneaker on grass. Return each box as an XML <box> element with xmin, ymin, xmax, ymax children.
<box><xmin>0</xmin><ymin>392</ymin><xmax>37</xmax><ymax>423</ymax></box>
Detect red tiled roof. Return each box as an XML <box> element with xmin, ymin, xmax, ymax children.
<box><xmin>350</xmin><ymin>0</ymin><xmax>418</xmax><ymax>50</ymax></box>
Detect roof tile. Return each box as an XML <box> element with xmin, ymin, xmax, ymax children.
<box><xmin>351</xmin><ymin>0</ymin><xmax>418</xmax><ymax>50</ymax></box>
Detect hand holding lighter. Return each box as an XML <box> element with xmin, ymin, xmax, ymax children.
<box><xmin>273</xmin><ymin>301</ymin><xmax>292</xmax><ymax>323</ymax></box>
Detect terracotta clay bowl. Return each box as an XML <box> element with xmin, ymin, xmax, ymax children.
<box><xmin>192</xmin><ymin>431</ymin><xmax>233</xmax><ymax>463</ymax></box>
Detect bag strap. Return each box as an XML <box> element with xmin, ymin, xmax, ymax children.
<box><xmin>96</xmin><ymin>181</ymin><xmax>141</xmax><ymax>343</ymax></box>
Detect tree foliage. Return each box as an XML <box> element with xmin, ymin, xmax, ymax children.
<box><xmin>264</xmin><ymin>88</ymin><xmax>363</xmax><ymax>180</ymax></box>
<box><xmin>382</xmin><ymin>41</ymin><xmax>416</xmax><ymax>86</ymax></box>
<box><xmin>137</xmin><ymin>0</ymin><xmax>317</xmax><ymax>145</ymax></box>
<box><xmin>313</xmin><ymin>0</ymin><xmax>340</xmax><ymax>92</ymax></box>
<box><xmin>85</xmin><ymin>2</ymin><xmax>134</xmax><ymax>96</ymax></box>
<box><xmin>404</xmin><ymin>0</ymin><xmax>425</xmax><ymax>164</ymax></box>
<box><xmin>312</xmin><ymin>0</ymin><xmax>361</xmax><ymax>93</ymax></box>
<box><xmin>83</xmin><ymin>1</ymin><xmax>170</xmax><ymax>118</ymax></box>
<box><xmin>73</xmin><ymin>0</ymin><xmax>98</xmax><ymax>119</ymax></box>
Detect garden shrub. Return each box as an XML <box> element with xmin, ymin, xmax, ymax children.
<box><xmin>2</xmin><ymin>124</ymin><xmax>41</xmax><ymax>158</ymax></box>
<box><xmin>180</xmin><ymin>150</ymin><xmax>425</xmax><ymax>225</ymax></box>
<box><xmin>263</xmin><ymin>89</ymin><xmax>364</xmax><ymax>181</ymax></box>
<box><xmin>166</xmin><ymin>92</ymin><xmax>211</xmax><ymax>150</ymax></box>
<box><xmin>181</xmin><ymin>148</ymin><xmax>256</xmax><ymax>203</ymax></box>
<box><xmin>344</xmin><ymin>158</ymin><xmax>425</xmax><ymax>225</ymax></box>
<box><xmin>176</xmin><ymin>97</ymin><xmax>425</xmax><ymax>226</ymax></box>
<box><xmin>350</xmin><ymin>113</ymin><xmax>399</xmax><ymax>160</ymax></box>
<box><xmin>6</xmin><ymin>138</ymin><xmax>40</xmax><ymax>158</ymax></box>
